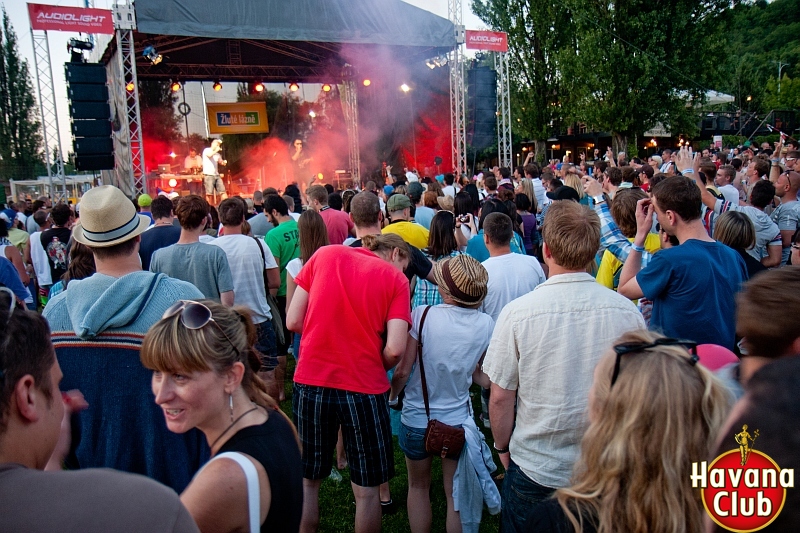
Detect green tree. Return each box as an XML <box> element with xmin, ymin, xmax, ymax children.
<box><xmin>763</xmin><ymin>75</ymin><xmax>800</xmax><ymax>110</ymax></box>
<box><xmin>0</xmin><ymin>7</ymin><xmax>43</xmax><ymax>182</ymax></box>
<box><xmin>472</xmin><ymin>0</ymin><xmax>574</xmax><ymax>163</ymax></box>
<box><xmin>138</xmin><ymin>80</ymin><xmax>181</xmax><ymax>144</ymax></box>
<box><xmin>562</xmin><ymin>0</ymin><xmax>727</xmax><ymax>154</ymax></box>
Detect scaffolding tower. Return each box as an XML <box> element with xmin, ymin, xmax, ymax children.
<box><xmin>495</xmin><ymin>52</ymin><xmax>512</xmax><ymax>168</ymax></box>
<box><xmin>448</xmin><ymin>0</ymin><xmax>466</xmax><ymax>175</ymax></box>
<box><xmin>30</xmin><ymin>29</ymin><xmax>67</xmax><ymax>201</ymax></box>
<box><xmin>341</xmin><ymin>70</ymin><xmax>361</xmax><ymax>186</ymax></box>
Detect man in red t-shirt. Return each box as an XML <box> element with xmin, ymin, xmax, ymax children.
<box><xmin>306</xmin><ymin>184</ymin><xmax>355</xmax><ymax>244</ymax></box>
<box><xmin>287</xmin><ymin>240</ymin><xmax>410</xmax><ymax>533</ymax></box>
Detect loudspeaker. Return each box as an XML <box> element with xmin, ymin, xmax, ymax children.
<box><xmin>75</xmin><ymin>154</ymin><xmax>115</xmax><ymax>171</ymax></box>
<box><xmin>467</xmin><ymin>67</ymin><xmax>497</xmax><ymax>150</ymax></box>
<box><xmin>66</xmin><ymin>62</ymin><xmax>114</xmax><ymax>170</ymax></box>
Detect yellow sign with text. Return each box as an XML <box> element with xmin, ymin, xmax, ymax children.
<box><xmin>206</xmin><ymin>102</ymin><xmax>269</xmax><ymax>134</ymax></box>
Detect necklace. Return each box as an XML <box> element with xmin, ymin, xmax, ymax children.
<box><xmin>210</xmin><ymin>405</ymin><xmax>259</xmax><ymax>451</ymax></box>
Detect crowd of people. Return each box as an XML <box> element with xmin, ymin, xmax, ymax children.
<box><xmin>0</xmin><ymin>137</ymin><xmax>799</xmax><ymax>533</ymax></box>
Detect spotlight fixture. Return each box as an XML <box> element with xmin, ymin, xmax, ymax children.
<box><xmin>317</xmin><ymin>173</ymin><xmax>324</xmax><ymax>180</ymax></box>
<box><xmin>254</xmin><ymin>82</ymin><xmax>264</xmax><ymax>92</ymax></box>
<box><xmin>126</xmin><ymin>81</ymin><xmax>135</xmax><ymax>92</ymax></box>
<box><xmin>289</xmin><ymin>82</ymin><xmax>299</xmax><ymax>92</ymax></box>
<box><xmin>212</xmin><ymin>80</ymin><xmax>222</xmax><ymax>91</ymax></box>
<box><xmin>170</xmin><ymin>81</ymin><xmax>181</xmax><ymax>92</ymax></box>
<box><xmin>309</xmin><ymin>110</ymin><xmax>317</xmax><ymax>118</ymax></box>
<box><xmin>168</xmin><ymin>178</ymin><xmax>178</xmax><ymax>188</ymax></box>
<box><xmin>142</xmin><ymin>45</ymin><xmax>163</xmax><ymax>65</ymax></box>
<box><xmin>169</xmin><ymin>152</ymin><xmax>176</xmax><ymax>158</ymax></box>
<box><xmin>400</xmin><ymin>83</ymin><xmax>410</xmax><ymax>93</ymax></box>
<box><xmin>425</xmin><ymin>54</ymin><xmax>449</xmax><ymax>69</ymax></box>
<box><xmin>363</xmin><ymin>79</ymin><xmax>371</xmax><ymax>87</ymax></box>
<box><xmin>321</xmin><ymin>83</ymin><xmax>332</xmax><ymax>92</ymax></box>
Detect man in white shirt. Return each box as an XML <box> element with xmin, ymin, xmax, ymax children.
<box><xmin>442</xmin><ymin>173</ymin><xmax>457</xmax><ymax>197</ymax></box>
<box><xmin>659</xmin><ymin>149</ymin><xmax>672</xmax><ymax>173</ymax></box>
<box><xmin>715</xmin><ymin>164</ymin><xmax>741</xmax><ymax>205</ymax></box>
<box><xmin>480</xmin><ymin>212</ymin><xmax>545</xmax><ymax>322</ymax></box>
<box><xmin>209</xmin><ymin>197</ymin><xmax>281</xmax><ymax>393</ymax></box>
<box><xmin>183</xmin><ymin>147</ymin><xmax>203</xmax><ymax>195</ymax></box>
<box><xmin>524</xmin><ymin>164</ymin><xmax>547</xmax><ymax>211</ymax></box>
<box><xmin>770</xmin><ymin>170</ymin><xmax>800</xmax><ymax>265</ymax></box>
<box><xmin>483</xmin><ymin>200</ymin><xmax>645</xmax><ymax>532</ymax></box>
<box><xmin>201</xmin><ymin>139</ymin><xmax>227</xmax><ymax>204</ymax></box>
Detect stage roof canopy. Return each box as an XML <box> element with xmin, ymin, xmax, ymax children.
<box><xmin>126</xmin><ymin>0</ymin><xmax>457</xmax><ymax>82</ymax></box>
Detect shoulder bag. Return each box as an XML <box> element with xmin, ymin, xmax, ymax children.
<box><xmin>253</xmin><ymin>237</ymin><xmax>285</xmax><ymax>346</ymax></box>
<box><xmin>417</xmin><ymin>306</ymin><xmax>466</xmax><ymax>459</ymax></box>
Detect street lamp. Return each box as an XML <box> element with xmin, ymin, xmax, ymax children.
<box><xmin>774</xmin><ymin>60</ymin><xmax>790</xmax><ymax>93</ymax></box>
<box><xmin>401</xmin><ymin>84</ymin><xmax>416</xmax><ymax>167</ymax></box>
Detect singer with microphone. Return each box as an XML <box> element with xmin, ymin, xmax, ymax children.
<box><xmin>202</xmin><ymin>138</ymin><xmax>228</xmax><ymax>204</ymax></box>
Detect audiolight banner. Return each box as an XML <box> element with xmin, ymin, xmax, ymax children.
<box><xmin>206</xmin><ymin>102</ymin><xmax>269</xmax><ymax>134</ymax></box>
<box><xmin>465</xmin><ymin>30</ymin><xmax>508</xmax><ymax>53</ymax></box>
<box><xmin>28</xmin><ymin>3</ymin><xmax>114</xmax><ymax>34</ymax></box>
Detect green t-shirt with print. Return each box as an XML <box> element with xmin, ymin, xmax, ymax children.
<box><xmin>265</xmin><ymin>219</ymin><xmax>299</xmax><ymax>296</ymax></box>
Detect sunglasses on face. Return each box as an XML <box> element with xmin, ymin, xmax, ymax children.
<box><xmin>786</xmin><ymin>158</ymin><xmax>796</xmax><ymax>162</ymax></box>
<box><xmin>610</xmin><ymin>337</ymin><xmax>698</xmax><ymax>387</ymax></box>
<box><xmin>162</xmin><ymin>300</ymin><xmax>239</xmax><ymax>355</ymax></box>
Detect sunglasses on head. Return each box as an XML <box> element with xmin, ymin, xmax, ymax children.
<box><xmin>610</xmin><ymin>337</ymin><xmax>699</xmax><ymax>387</ymax></box>
<box><xmin>162</xmin><ymin>300</ymin><xmax>239</xmax><ymax>355</ymax></box>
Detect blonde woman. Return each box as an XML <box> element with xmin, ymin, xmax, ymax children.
<box><xmin>563</xmin><ymin>173</ymin><xmax>591</xmax><ymax>206</ymax></box>
<box><xmin>713</xmin><ymin>211</ymin><xmax>766</xmax><ymax>279</ymax></box>
<box><xmin>525</xmin><ymin>330</ymin><xmax>731</xmax><ymax>533</ymax></box>
<box><xmin>141</xmin><ymin>301</ymin><xmax>302</xmax><ymax>532</ymax></box>
<box><xmin>515</xmin><ymin>178</ymin><xmax>539</xmax><ymax>214</ymax></box>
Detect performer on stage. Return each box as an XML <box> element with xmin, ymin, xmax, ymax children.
<box><xmin>202</xmin><ymin>139</ymin><xmax>227</xmax><ymax>204</ymax></box>
<box><xmin>291</xmin><ymin>138</ymin><xmax>312</xmax><ymax>181</ymax></box>
<box><xmin>184</xmin><ymin>147</ymin><xmax>203</xmax><ymax>195</ymax></box>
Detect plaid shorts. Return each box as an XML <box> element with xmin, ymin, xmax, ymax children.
<box><xmin>254</xmin><ymin>319</ymin><xmax>278</xmax><ymax>370</ymax></box>
<box><xmin>293</xmin><ymin>384</ymin><xmax>394</xmax><ymax>487</ymax></box>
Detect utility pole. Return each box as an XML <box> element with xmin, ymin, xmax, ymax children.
<box><xmin>774</xmin><ymin>60</ymin><xmax>790</xmax><ymax>93</ymax></box>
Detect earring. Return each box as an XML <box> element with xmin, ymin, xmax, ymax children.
<box><xmin>229</xmin><ymin>393</ymin><xmax>234</xmax><ymax>422</ymax></box>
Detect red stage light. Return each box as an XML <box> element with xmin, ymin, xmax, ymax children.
<box><xmin>363</xmin><ymin>79</ymin><xmax>371</xmax><ymax>87</ymax></box>
<box><xmin>289</xmin><ymin>82</ymin><xmax>299</xmax><ymax>92</ymax></box>
<box><xmin>213</xmin><ymin>80</ymin><xmax>222</xmax><ymax>91</ymax></box>
<box><xmin>170</xmin><ymin>81</ymin><xmax>181</xmax><ymax>92</ymax></box>
<box><xmin>126</xmin><ymin>81</ymin><xmax>135</xmax><ymax>92</ymax></box>
<box><xmin>322</xmin><ymin>83</ymin><xmax>332</xmax><ymax>92</ymax></box>
<box><xmin>254</xmin><ymin>82</ymin><xmax>264</xmax><ymax>92</ymax></box>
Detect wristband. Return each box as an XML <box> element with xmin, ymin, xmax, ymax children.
<box><xmin>388</xmin><ymin>397</ymin><xmax>399</xmax><ymax>407</ymax></box>
<box><xmin>631</xmin><ymin>243</ymin><xmax>645</xmax><ymax>254</ymax></box>
<box><xmin>682</xmin><ymin>169</ymin><xmax>694</xmax><ymax>174</ymax></box>
<box><xmin>493</xmin><ymin>443</ymin><xmax>510</xmax><ymax>454</ymax></box>
<box><xmin>592</xmin><ymin>195</ymin><xmax>605</xmax><ymax>205</ymax></box>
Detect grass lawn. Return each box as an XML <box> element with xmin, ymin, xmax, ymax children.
<box><xmin>279</xmin><ymin>358</ymin><xmax>504</xmax><ymax>532</ymax></box>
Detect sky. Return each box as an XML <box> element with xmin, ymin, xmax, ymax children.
<box><xmin>5</xmin><ymin>0</ymin><xmax>487</xmax><ymax>158</ymax></box>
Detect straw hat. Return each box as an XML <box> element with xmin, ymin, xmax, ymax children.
<box><xmin>432</xmin><ymin>254</ymin><xmax>488</xmax><ymax>307</ymax></box>
<box><xmin>436</xmin><ymin>195</ymin><xmax>454</xmax><ymax>211</ymax></box>
<box><xmin>72</xmin><ymin>186</ymin><xmax>151</xmax><ymax>247</ymax></box>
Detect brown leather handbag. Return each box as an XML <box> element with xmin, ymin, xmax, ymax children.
<box><xmin>417</xmin><ymin>306</ymin><xmax>466</xmax><ymax>460</ymax></box>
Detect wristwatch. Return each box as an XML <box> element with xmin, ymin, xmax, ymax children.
<box><xmin>592</xmin><ymin>195</ymin><xmax>606</xmax><ymax>205</ymax></box>
<box><xmin>493</xmin><ymin>443</ymin><xmax>510</xmax><ymax>454</ymax></box>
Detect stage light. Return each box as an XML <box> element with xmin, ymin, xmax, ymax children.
<box><xmin>170</xmin><ymin>81</ymin><xmax>181</xmax><ymax>92</ymax></box>
<box><xmin>142</xmin><ymin>45</ymin><xmax>163</xmax><ymax>65</ymax></box>
<box><xmin>289</xmin><ymin>83</ymin><xmax>299</xmax><ymax>92</ymax></box>
<box><xmin>363</xmin><ymin>79</ymin><xmax>371</xmax><ymax>87</ymax></box>
<box><xmin>322</xmin><ymin>83</ymin><xmax>332</xmax><ymax>92</ymax></box>
<box><xmin>126</xmin><ymin>81</ymin><xmax>135</xmax><ymax>92</ymax></box>
<box><xmin>254</xmin><ymin>82</ymin><xmax>264</xmax><ymax>92</ymax></box>
<box><xmin>168</xmin><ymin>178</ymin><xmax>178</xmax><ymax>188</ymax></box>
<box><xmin>213</xmin><ymin>80</ymin><xmax>222</xmax><ymax>91</ymax></box>
<box><xmin>169</xmin><ymin>152</ymin><xmax>176</xmax><ymax>158</ymax></box>
<box><xmin>309</xmin><ymin>110</ymin><xmax>316</xmax><ymax>118</ymax></box>
<box><xmin>400</xmin><ymin>83</ymin><xmax>410</xmax><ymax>93</ymax></box>
<box><xmin>317</xmin><ymin>173</ymin><xmax>324</xmax><ymax>180</ymax></box>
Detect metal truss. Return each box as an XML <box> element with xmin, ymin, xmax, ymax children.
<box><xmin>448</xmin><ymin>0</ymin><xmax>466</xmax><ymax>175</ymax></box>
<box><xmin>30</xmin><ymin>29</ymin><xmax>66</xmax><ymax>201</ymax></box>
<box><xmin>136</xmin><ymin>64</ymin><xmax>332</xmax><ymax>82</ymax></box>
<box><xmin>341</xmin><ymin>78</ymin><xmax>361</xmax><ymax>185</ymax></box>
<box><xmin>116</xmin><ymin>29</ymin><xmax>146</xmax><ymax>195</ymax></box>
<box><xmin>495</xmin><ymin>52</ymin><xmax>512</xmax><ymax>168</ymax></box>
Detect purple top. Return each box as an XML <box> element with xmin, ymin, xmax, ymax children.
<box><xmin>520</xmin><ymin>213</ymin><xmax>537</xmax><ymax>251</ymax></box>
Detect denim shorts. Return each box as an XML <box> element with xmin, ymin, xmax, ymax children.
<box><xmin>399</xmin><ymin>422</ymin><xmax>462</xmax><ymax>461</ymax></box>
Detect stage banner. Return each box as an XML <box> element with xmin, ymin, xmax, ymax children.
<box><xmin>28</xmin><ymin>3</ymin><xmax>114</xmax><ymax>34</ymax></box>
<box><xmin>465</xmin><ymin>30</ymin><xmax>508</xmax><ymax>52</ymax></box>
<box><xmin>207</xmin><ymin>102</ymin><xmax>270</xmax><ymax>134</ymax></box>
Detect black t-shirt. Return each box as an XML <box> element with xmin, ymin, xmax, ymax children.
<box><xmin>40</xmin><ymin>227</ymin><xmax>72</xmax><ymax>283</ymax></box>
<box><xmin>139</xmin><ymin>225</ymin><xmax>182</xmax><ymax>270</ymax></box>
<box><xmin>349</xmin><ymin>238</ymin><xmax>432</xmax><ymax>282</ymax></box>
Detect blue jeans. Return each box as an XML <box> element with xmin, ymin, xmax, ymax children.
<box><xmin>501</xmin><ymin>460</ymin><xmax>556</xmax><ymax>533</ymax></box>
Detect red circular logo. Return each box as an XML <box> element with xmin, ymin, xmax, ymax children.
<box><xmin>702</xmin><ymin>450</ymin><xmax>786</xmax><ymax>532</ymax></box>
